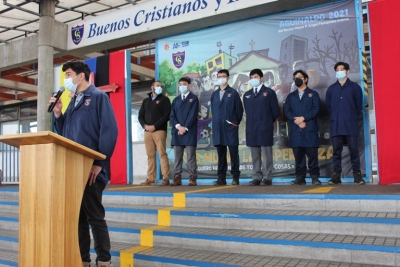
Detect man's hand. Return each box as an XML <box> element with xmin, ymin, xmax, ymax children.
<box><xmin>48</xmin><ymin>94</ymin><xmax>63</xmax><ymax>118</ymax></box>
<box><xmin>88</xmin><ymin>165</ymin><xmax>102</xmax><ymax>186</ymax></box>
<box><xmin>298</xmin><ymin>122</ymin><xmax>307</xmax><ymax>129</ymax></box>
<box><xmin>178</xmin><ymin>126</ymin><xmax>187</xmax><ymax>135</ymax></box>
<box><xmin>294</xmin><ymin>116</ymin><xmax>304</xmax><ymax>125</ymax></box>
<box><xmin>147</xmin><ymin>125</ymin><xmax>155</xmax><ymax>132</ymax></box>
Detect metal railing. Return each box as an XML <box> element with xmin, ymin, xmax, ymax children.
<box><xmin>0</xmin><ymin>143</ymin><xmax>19</xmax><ymax>184</ymax></box>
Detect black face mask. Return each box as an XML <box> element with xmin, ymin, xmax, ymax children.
<box><xmin>294</xmin><ymin>78</ymin><xmax>303</xmax><ymax>87</ymax></box>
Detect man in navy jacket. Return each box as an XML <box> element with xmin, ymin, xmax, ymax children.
<box><xmin>168</xmin><ymin>77</ymin><xmax>199</xmax><ymax>186</ymax></box>
<box><xmin>326</xmin><ymin>62</ymin><xmax>365</xmax><ymax>185</ymax></box>
<box><xmin>51</xmin><ymin>60</ymin><xmax>118</xmax><ymax>267</ymax></box>
<box><xmin>285</xmin><ymin>70</ymin><xmax>321</xmax><ymax>185</ymax></box>
<box><xmin>210</xmin><ymin>69</ymin><xmax>244</xmax><ymax>185</ymax></box>
<box><xmin>243</xmin><ymin>69</ymin><xmax>279</xmax><ymax>186</ymax></box>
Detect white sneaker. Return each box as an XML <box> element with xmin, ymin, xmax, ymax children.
<box><xmin>97</xmin><ymin>261</ymin><xmax>113</xmax><ymax>267</ymax></box>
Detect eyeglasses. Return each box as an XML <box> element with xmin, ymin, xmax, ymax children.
<box><xmin>292</xmin><ymin>77</ymin><xmax>304</xmax><ymax>81</ymax></box>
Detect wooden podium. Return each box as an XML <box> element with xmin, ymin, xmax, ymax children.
<box><xmin>0</xmin><ymin>131</ymin><xmax>106</xmax><ymax>266</ymax></box>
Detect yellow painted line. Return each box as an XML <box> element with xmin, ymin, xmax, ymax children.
<box><xmin>301</xmin><ymin>186</ymin><xmax>336</xmax><ymax>194</ymax></box>
<box><xmin>185</xmin><ymin>185</ymin><xmax>236</xmax><ymax>194</ymax></box>
<box><xmin>173</xmin><ymin>192</ymin><xmax>186</xmax><ymax>207</ymax></box>
<box><xmin>158</xmin><ymin>209</ymin><xmax>171</xmax><ymax>226</ymax></box>
<box><xmin>120</xmin><ymin>246</ymin><xmax>150</xmax><ymax>267</ymax></box>
<box><xmin>140</xmin><ymin>225</ymin><xmax>167</xmax><ymax>247</ymax></box>
<box><xmin>173</xmin><ymin>186</ymin><xmax>236</xmax><ymax>207</ymax></box>
<box><xmin>108</xmin><ymin>185</ymin><xmax>154</xmax><ymax>191</ymax></box>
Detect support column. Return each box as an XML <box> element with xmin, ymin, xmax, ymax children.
<box><xmin>37</xmin><ymin>0</ymin><xmax>56</xmax><ymax>131</ymax></box>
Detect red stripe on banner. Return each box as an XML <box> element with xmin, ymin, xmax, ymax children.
<box><xmin>369</xmin><ymin>0</ymin><xmax>400</xmax><ymax>184</ymax></box>
<box><xmin>109</xmin><ymin>51</ymin><xmax>128</xmax><ymax>184</ymax></box>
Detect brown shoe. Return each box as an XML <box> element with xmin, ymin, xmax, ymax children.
<box><xmin>160</xmin><ymin>179</ymin><xmax>170</xmax><ymax>186</ymax></box>
<box><xmin>170</xmin><ymin>174</ymin><xmax>182</xmax><ymax>186</ymax></box>
<box><xmin>188</xmin><ymin>175</ymin><xmax>197</xmax><ymax>186</ymax></box>
<box><xmin>140</xmin><ymin>179</ymin><xmax>155</xmax><ymax>185</ymax></box>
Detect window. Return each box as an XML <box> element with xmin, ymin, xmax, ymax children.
<box><xmin>215</xmin><ymin>57</ymin><xmax>222</xmax><ymax>65</ymax></box>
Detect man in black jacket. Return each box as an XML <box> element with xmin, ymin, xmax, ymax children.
<box><xmin>138</xmin><ymin>81</ymin><xmax>171</xmax><ymax>185</ymax></box>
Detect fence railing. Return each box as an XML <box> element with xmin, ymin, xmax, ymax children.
<box><xmin>1</xmin><ymin>143</ymin><xmax>19</xmax><ymax>184</ymax></box>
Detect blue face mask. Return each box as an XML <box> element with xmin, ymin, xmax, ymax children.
<box><xmin>336</xmin><ymin>70</ymin><xmax>347</xmax><ymax>80</ymax></box>
<box><xmin>64</xmin><ymin>77</ymin><xmax>79</xmax><ymax>93</ymax></box>
<box><xmin>249</xmin><ymin>79</ymin><xmax>260</xmax><ymax>88</ymax></box>
<box><xmin>179</xmin><ymin>86</ymin><xmax>188</xmax><ymax>94</ymax></box>
<box><xmin>154</xmin><ymin>86</ymin><xmax>163</xmax><ymax>95</ymax></box>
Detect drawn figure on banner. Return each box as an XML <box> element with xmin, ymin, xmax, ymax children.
<box><xmin>263</xmin><ymin>71</ymin><xmax>275</xmax><ymax>88</ymax></box>
<box><xmin>232</xmin><ymin>73</ymin><xmax>250</xmax><ymax>145</ymax></box>
<box><xmin>273</xmin><ymin>63</ymin><xmax>291</xmax><ymax>148</ymax></box>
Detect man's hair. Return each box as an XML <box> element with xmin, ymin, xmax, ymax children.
<box><xmin>178</xmin><ymin>76</ymin><xmax>191</xmax><ymax>84</ymax></box>
<box><xmin>62</xmin><ymin>60</ymin><xmax>91</xmax><ymax>81</ymax></box>
<box><xmin>152</xmin><ymin>80</ymin><xmax>162</xmax><ymax>86</ymax></box>
<box><xmin>250</xmin><ymin>69</ymin><xmax>263</xmax><ymax>78</ymax></box>
<box><xmin>334</xmin><ymin>62</ymin><xmax>350</xmax><ymax>71</ymax></box>
<box><xmin>217</xmin><ymin>69</ymin><xmax>229</xmax><ymax>77</ymax></box>
<box><xmin>293</xmin><ymin>70</ymin><xmax>309</xmax><ymax>85</ymax></box>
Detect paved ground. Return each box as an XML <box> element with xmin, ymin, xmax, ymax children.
<box><xmin>3</xmin><ymin>183</ymin><xmax>400</xmax><ymax>195</ymax></box>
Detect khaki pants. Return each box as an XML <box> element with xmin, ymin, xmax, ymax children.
<box><xmin>144</xmin><ymin>130</ymin><xmax>170</xmax><ymax>180</ymax></box>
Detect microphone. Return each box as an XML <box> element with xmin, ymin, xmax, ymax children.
<box><xmin>47</xmin><ymin>86</ymin><xmax>65</xmax><ymax>113</ymax></box>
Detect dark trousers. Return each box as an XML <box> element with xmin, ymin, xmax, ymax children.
<box><xmin>331</xmin><ymin>135</ymin><xmax>360</xmax><ymax>172</ymax></box>
<box><xmin>79</xmin><ymin>179</ymin><xmax>111</xmax><ymax>263</ymax></box>
<box><xmin>292</xmin><ymin>147</ymin><xmax>320</xmax><ymax>177</ymax></box>
<box><xmin>216</xmin><ymin>145</ymin><xmax>240</xmax><ymax>178</ymax></box>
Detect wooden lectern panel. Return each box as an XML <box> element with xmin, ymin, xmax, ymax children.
<box><xmin>0</xmin><ymin>132</ymin><xmax>105</xmax><ymax>267</ymax></box>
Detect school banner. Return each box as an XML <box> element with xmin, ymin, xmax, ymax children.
<box><xmin>157</xmin><ymin>0</ymin><xmax>366</xmax><ymax>179</ymax></box>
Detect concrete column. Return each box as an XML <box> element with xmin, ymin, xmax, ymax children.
<box><xmin>37</xmin><ymin>0</ymin><xmax>56</xmax><ymax>131</ymax></box>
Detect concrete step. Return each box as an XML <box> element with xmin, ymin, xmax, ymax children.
<box><xmin>102</xmin><ymin>192</ymin><xmax>400</xmax><ymax>213</ymax></box>
<box><xmin>2</xmin><ymin>204</ymin><xmax>400</xmax><ymax>238</ymax></box>
<box><xmin>131</xmin><ymin>246</ymin><xmax>391</xmax><ymax>267</ymax></box>
<box><xmin>4</xmin><ymin>190</ymin><xmax>400</xmax><ymax>213</ymax></box>
<box><xmin>1</xmin><ymin>220</ymin><xmax>399</xmax><ymax>266</ymax></box>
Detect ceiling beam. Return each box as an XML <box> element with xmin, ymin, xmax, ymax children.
<box><xmin>2</xmin><ymin>75</ymin><xmax>36</xmax><ymax>85</ymax></box>
<box><xmin>0</xmin><ymin>78</ymin><xmax>37</xmax><ymax>93</ymax></box>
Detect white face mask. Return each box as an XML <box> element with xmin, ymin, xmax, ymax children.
<box><xmin>64</xmin><ymin>76</ymin><xmax>79</xmax><ymax>93</ymax></box>
<box><xmin>217</xmin><ymin>77</ymin><xmax>227</xmax><ymax>85</ymax></box>
<box><xmin>154</xmin><ymin>86</ymin><xmax>163</xmax><ymax>95</ymax></box>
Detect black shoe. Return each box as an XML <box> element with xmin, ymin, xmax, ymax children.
<box><xmin>232</xmin><ymin>177</ymin><xmax>240</xmax><ymax>185</ymax></box>
<box><xmin>328</xmin><ymin>172</ymin><xmax>341</xmax><ymax>185</ymax></box>
<box><xmin>260</xmin><ymin>179</ymin><xmax>272</xmax><ymax>186</ymax></box>
<box><xmin>213</xmin><ymin>179</ymin><xmax>227</xmax><ymax>186</ymax></box>
<box><xmin>353</xmin><ymin>171</ymin><xmax>366</xmax><ymax>185</ymax></box>
<box><xmin>311</xmin><ymin>175</ymin><xmax>321</xmax><ymax>185</ymax></box>
<box><xmin>291</xmin><ymin>176</ymin><xmax>306</xmax><ymax>185</ymax></box>
<box><xmin>248</xmin><ymin>179</ymin><xmax>261</xmax><ymax>186</ymax></box>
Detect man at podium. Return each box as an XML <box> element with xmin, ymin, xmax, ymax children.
<box><xmin>49</xmin><ymin>60</ymin><xmax>118</xmax><ymax>267</ymax></box>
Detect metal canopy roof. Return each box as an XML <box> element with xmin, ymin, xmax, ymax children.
<box><xmin>0</xmin><ymin>0</ymin><xmax>150</xmax><ymax>43</ymax></box>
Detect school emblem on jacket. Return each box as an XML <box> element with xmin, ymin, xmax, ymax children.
<box><xmin>172</xmin><ymin>51</ymin><xmax>186</xmax><ymax>69</ymax></box>
<box><xmin>227</xmin><ymin>94</ymin><xmax>231</xmax><ymax>97</ymax></box>
<box><xmin>308</xmin><ymin>93</ymin><xmax>313</xmax><ymax>97</ymax></box>
<box><xmin>84</xmin><ymin>98</ymin><xmax>91</xmax><ymax>106</ymax></box>
<box><xmin>156</xmin><ymin>101</ymin><xmax>160</xmax><ymax>104</ymax></box>
<box><xmin>189</xmin><ymin>98</ymin><xmax>193</xmax><ymax>102</ymax></box>
<box><xmin>263</xmin><ymin>92</ymin><xmax>268</xmax><ymax>97</ymax></box>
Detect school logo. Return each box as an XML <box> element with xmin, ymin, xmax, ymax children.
<box><xmin>308</xmin><ymin>93</ymin><xmax>313</xmax><ymax>97</ymax></box>
<box><xmin>71</xmin><ymin>25</ymin><xmax>84</xmax><ymax>45</ymax></box>
<box><xmin>156</xmin><ymin>101</ymin><xmax>160</xmax><ymax>104</ymax></box>
<box><xmin>227</xmin><ymin>94</ymin><xmax>232</xmax><ymax>97</ymax></box>
<box><xmin>263</xmin><ymin>92</ymin><xmax>268</xmax><ymax>97</ymax></box>
<box><xmin>84</xmin><ymin>98</ymin><xmax>91</xmax><ymax>106</ymax></box>
<box><xmin>172</xmin><ymin>51</ymin><xmax>186</xmax><ymax>69</ymax></box>
<box><xmin>189</xmin><ymin>98</ymin><xmax>193</xmax><ymax>102</ymax></box>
